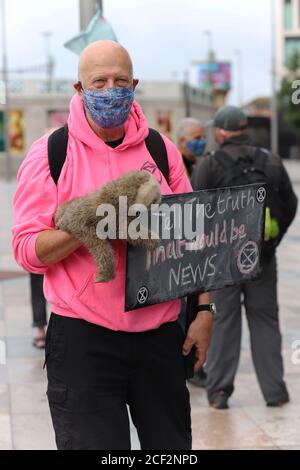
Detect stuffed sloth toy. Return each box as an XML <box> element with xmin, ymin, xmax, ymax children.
<box><xmin>55</xmin><ymin>171</ymin><xmax>161</xmax><ymax>282</ymax></box>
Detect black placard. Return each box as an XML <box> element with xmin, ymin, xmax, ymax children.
<box><xmin>125</xmin><ymin>184</ymin><xmax>266</xmax><ymax>311</ymax></box>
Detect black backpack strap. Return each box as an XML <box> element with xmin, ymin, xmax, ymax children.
<box><xmin>145</xmin><ymin>128</ymin><xmax>169</xmax><ymax>185</ymax></box>
<box><xmin>48</xmin><ymin>125</ymin><xmax>169</xmax><ymax>185</ymax></box>
<box><xmin>253</xmin><ymin>147</ymin><xmax>268</xmax><ymax>174</ymax></box>
<box><xmin>48</xmin><ymin>124</ymin><xmax>69</xmax><ymax>185</ymax></box>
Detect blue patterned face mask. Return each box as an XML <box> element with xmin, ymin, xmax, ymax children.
<box><xmin>83</xmin><ymin>86</ymin><xmax>134</xmax><ymax>129</ymax></box>
<box><xmin>186</xmin><ymin>138</ymin><xmax>207</xmax><ymax>157</ymax></box>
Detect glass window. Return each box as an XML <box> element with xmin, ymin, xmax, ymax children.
<box><xmin>285</xmin><ymin>37</ymin><xmax>300</xmax><ymax>65</ymax></box>
<box><xmin>284</xmin><ymin>0</ymin><xmax>293</xmax><ymax>30</ymax></box>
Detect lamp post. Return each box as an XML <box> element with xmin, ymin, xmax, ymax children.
<box><xmin>183</xmin><ymin>69</ymin><xmax>191</xmax><ymax>117</ymax></box>
<box><xmin>41</xmin><ymin>31</ymin><xmax>54</xmax><ymax>92</ymax></box>
<box><xmin>203</xmin><ymin>29</ymin><xmax>215</xmax><ymax>103</ymax></box>
<box><xmin>234</xmin><ymin>49</ymin><xmax>244</xmax><ymax>106</ymax></box>
<box><xmin>203</xmin><ymin>29</ymin><xmax>213</xmax><ymax>57</ymax></box>
<box><xmin>271</xmin><ymin>0</ymin><xmax>278</xmax><ymax>154</ymax></box>
<box><xmin>1</xmin><ymin>0</ymin><xmax>12</xmax><ymax>180</ymax></box>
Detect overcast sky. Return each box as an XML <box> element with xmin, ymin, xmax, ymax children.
<box><xmin>2</xmin><ymin>0</ymin><xmax>273</xmax><ymax>105</ymax></box>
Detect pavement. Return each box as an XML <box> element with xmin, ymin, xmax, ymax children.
<box><xmin>0</xmin><ymin>160</ymin><xmax>300</xmax><ymax>450</ymax></box>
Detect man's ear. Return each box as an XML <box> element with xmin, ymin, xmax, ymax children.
<box><xmin>74</xmin><ymin>82</ymin><xmax>83</xmax><ymax>99</ymax></box>
<box><xmin>133</xmin><ymin>79</ymin><xmax>139</xmax><ymax>90</ymax></box>
<box><xmin>215</xmin><ymin>128</ymin><xmax>225</xmax><ymax>138</ymax></box>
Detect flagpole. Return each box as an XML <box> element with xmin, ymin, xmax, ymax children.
<box><xmin>80</xmin><ymin>0</ymin><xmax>103</xmax><ymax>30</ymax></box>
<box><xmin>1</xmin><ymin>0</ymin><xmax>12</xmax><ymax>181</ymax></box>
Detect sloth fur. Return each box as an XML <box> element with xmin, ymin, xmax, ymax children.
<box><xmin>55</xmin><ymin>171</ymin><xmax>161</xmax><ymax>282</ymax></box>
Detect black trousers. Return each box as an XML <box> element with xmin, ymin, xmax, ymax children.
<box><xmin>45</xmin><ymin>313</ymin><xmax>192</xmax><ymax>450</ymax></box>
<box><xmin>30</xmin><ymin>273</ymin><xmax>47</xmax><ymax>328</ymax></box>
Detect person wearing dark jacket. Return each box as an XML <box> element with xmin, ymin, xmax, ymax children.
<box><xmin>192</xmin><ymin>105</ymin><xmax>298</xmax><ymax>410</ymax></box>
<box><xmin>30</xmin><ymin>273</ymin><xmax>47</xmax><ymax>348</ymax></box>
<box><xmin>176</xmin><ymin>117</ymin><xmax>208</xmax><ymax>388</ymax></box>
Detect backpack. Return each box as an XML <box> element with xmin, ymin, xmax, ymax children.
<box><xmin>213</xmin><ymin>147</ymin><xmax>268</xmax><ymax>188</ymax></box>
<box><xmin>47</xmin><ymin>124</ymin><xmax>169</xmax><ymax>185</ymax></box>
<box><xmin>213</xmin><ymin>147</ymin><xmax>286</xmax><ymax>254</ymax></box>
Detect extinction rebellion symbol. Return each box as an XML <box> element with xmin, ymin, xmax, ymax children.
<box><xmin>256</xmin><ymin>187</ymin><xmax>266</xmax><ymax>203</ymax></box>
<box><xmin>137</xmin><ymin>287</ymin><xmax>149</xmax><ymax>305</ymax></box>
<box><xmin>237</xmin><ymin>241</ymin><xmax>259</xmax><ymax>275</ymax></box>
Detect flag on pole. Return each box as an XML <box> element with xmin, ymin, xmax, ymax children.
<box><xmin>64</xmin><ymin>11</ymin><xmax>117</xmax><ymax>55</ymax></box>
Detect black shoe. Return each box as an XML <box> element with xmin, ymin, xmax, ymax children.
<box><xmin>187</xmin><ymin>367</ymin><xmax>207</xmax><ymax>388</ymax></box>
<box><xmin>209</xmin><ymin>390</ymin><xmax>230</xmax><ymax>410</ymax></box>
<box><xmin>266</xmin><ymin>397</ymin><xmax>290</xmax><ymax>407</ymax></box>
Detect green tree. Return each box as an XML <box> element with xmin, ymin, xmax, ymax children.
<box><xmin>278</xmin><ymin>50</ymin><xmax>300</xmax><ymax>136</ymax></box>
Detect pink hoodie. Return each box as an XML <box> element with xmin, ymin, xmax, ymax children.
<box><xmin>12</xmin><ymin>94</ymin><xmax>192</xmax><ymax>332</ymax></box>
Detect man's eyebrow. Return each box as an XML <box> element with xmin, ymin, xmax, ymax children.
<box><xmin>90</xmin><ymin>75</ymin><xmax>106</xmax><ymax>81</ymax></box>
<box><xmin>89</xmin><ymin>74</ymin><xmax>130</xmax><ymax>81</ymax></box>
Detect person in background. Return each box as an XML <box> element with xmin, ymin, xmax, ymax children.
<box><xmin>192</xmin><ymin>105</ymin><xmax>298</xmax><ymax>410</ymax></box>
<box><xmin>177</xmin><ymin>118</ymin><xmax>207</xmax><ymax>178</ymax></box>
<box><xmin>176</xmin><ymin>117</ymin><xmax>209</xmax><ymax>388</ymax></box>
<box><xmin>30</xmin><ymin>273</ymin><xmax>47</xmax><ymax>349</ymax></box>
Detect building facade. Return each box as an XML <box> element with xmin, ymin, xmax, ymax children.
<box><xmin>0</xmin><ymin>78</ymin><xmax>215</xmax><ymax>176</ymax></box>
<box><xmin>277</xmin><ymin>0</ymin><xmax>300</xmax><ymax>78</ymax></box>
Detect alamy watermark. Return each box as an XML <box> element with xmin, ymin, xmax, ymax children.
<box><xmin>95</xmin><ymin>197</ymin><xmax>205</xmax><ymax>241</ymax></box>
<box><xmin>291</xmin><ymin>80</ymin><xmax>300</xmax><ymax>104</ymax></box>
<box><xmin>291</xmin><ymin>340</ymin><xmax>300</xmax><ymax>365</ymax></box>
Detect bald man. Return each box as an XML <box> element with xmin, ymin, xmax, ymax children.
<box><xmin>12</xmin><ymin>41</ymin><xmax>213</xmax><ymax>450</ymax></box>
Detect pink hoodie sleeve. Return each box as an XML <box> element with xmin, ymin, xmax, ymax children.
<box><xmin>12</xmin><ymin>135</ymin><xmax>58</xmax><ymax>274</ymax></box>
<box><xmin>161</xmin><ymin>134</ymin><xmax>193</xmax><ymax>194</ymax></box>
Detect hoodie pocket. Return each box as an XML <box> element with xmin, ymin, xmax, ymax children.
<box><xmin>69</xmin><ymin>272</ymin><xmax>107</xmax><ymax>315</ymax></box>
<box><xmin>69</xmin><ymin>242</ymin><xmax>121</xmax><ymax>315</ymax></box>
